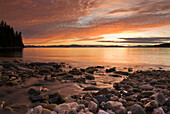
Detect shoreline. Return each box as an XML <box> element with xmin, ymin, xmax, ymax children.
<box><xmin>0</xmin><ymin>60</ymin><xmax>169</xmax><ymax>114</ymax></box>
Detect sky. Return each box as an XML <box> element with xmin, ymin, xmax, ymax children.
<box><xmin>0</xmin><ymin>0</ymin><xmax>170</xmax><ymax>46</ymax></box>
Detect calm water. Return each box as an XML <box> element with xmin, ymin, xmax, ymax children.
<box><xmin>0</xmin><ymin>48</ymin><xmax>170</xmax><ymax>68</ymax></box>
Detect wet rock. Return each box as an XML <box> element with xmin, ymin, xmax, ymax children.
<box><xmin>141</xmin><ymin>84</ymin><xmax>153</xmax><ymax>90</ymax></box>
<box><xmin>128</xmin><ymin>68</ymin><xmax>133</xmax><ymax>72</ymax></box>
<box><xmin>114</xmin><ymin>71</ymin><xmax>130</xmax><ymax>76</ymax></box>
<box><xmin>106</xmin><ymin>67</ymin><xmax>116</xmax><ymax>73</ymax></box>
<box><xmin>96</xmin><ymin>66</ymin><xmax>104</xmax><ymax>68</ymax></box>
<box><xmin>83</xmin><ymin>87</ymin><xmax>100</xmax><ymax>91</ymax></box>
<box><xmin>155</xmin><ymin>93</ymin><xmax>165</xmax><ymax>106</ymax></box>
<box><xmin>98</xmin><ymin>110</ymin><xmax>109</xmax><ymax>114</ymax></box>
<box><xmin>29</xmin><ymin>95</ymin><xmax>43</xmax><ymax>103</ymax></box>
<box><xmin>145</xmin><ymin>100</ymin><xmax>158</xmax><ymax>111</ymax></box>
<box><xmin>86</xmin><ymin>67</ymin><xmax>98</xmax><ymax>74</ymax></box>
<box><xmin>94</xmin><ymin>96</ymin><xmax>110</xmax><ymax>104</ymax></box>
<box><xmin>69</xmin><ymin>68</ymin><xmax>82</xmax><ymax>75</ymax></box>
<box><xmin>130</xmin><ymin>104</ymin><xmax>146</xmax><ymax>114</ymax></box>
<box><xmin>26</xmin><ymin>105</ymin><xmax>43</xmax><ymax>114</ymax></box>
<box><xmin>85</xmin><ymin>74</ymin><xmax>95</xmax><ymax>80</ymax></box>
<box><xmin>141</xmin><ymin>91</ymin><xmax>155</xmax><ymax>96</ymax></box>
<box><xmin>154</xmin><ymin>107</ymin><xmax>165</xmax><ymax>114</ymax></box>
<box><xmin>75</xmin><ymin>77</ymin><xmax>86</xmax><ymax>83</ymax></box>
<box><xmin>28</xmin><ymin>88</ymin><xmax>40</xmax><ymax>96</ymax></box>
<box><xmin>109</xmin><ymin>74</ymin><xmax>122</xmax><ymax>78</ymax></box>
<box><xmin>88</xmin><ymin>101</ymin><xmax>98</xmax><ymax>113</ymax></box>
<box><xmin>39</xmin><ymin>65</ymin><xmax>53</xmax><ymax>73</ymax></box>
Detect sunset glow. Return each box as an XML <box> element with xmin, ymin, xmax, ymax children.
<box><xmin>0</xmin><ymin>0</ymin><xmax>170</xmax><ymax>45</ymax></box>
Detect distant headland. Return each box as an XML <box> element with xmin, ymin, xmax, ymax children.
<box><xmin>0</xmin><ymin>20</ymin><xmax>24</xmax><ymax>48</ymax></box>
<box><xmin>25</xmin><ymin>43</ymin><xmax>170</xmax><ymax>48</ymax></box>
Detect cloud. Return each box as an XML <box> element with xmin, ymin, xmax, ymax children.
<box><xmin>0</xmin><ymin>0</ymin><xmax>170</xmax><ymax>45</ymax></box>
<box><xmin>98</xmin><ymin>37</ymin><xmax>170</xmax><ymax>43</ymax></box>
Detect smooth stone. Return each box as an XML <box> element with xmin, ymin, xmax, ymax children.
<box><xmin>154</xmin><ymin>107</ymin><xmax>165</xmax><ymax>114</ymax></box>
<box><xmin>26</xmin><ymin>105</ymin><xmax>43</xmax><ymax>114</ymax></box>
<box><xmin>106</xmin><ymin>101</ymin><xmax>123</xmax><ymax>110</ymax></box>
<box><xmin>155</xmin><ymin>93</ymin><xmax>166</xmax><ymax>106</ymax></box>
<box><xmin>130</xmin><ymin>104</ymin><xmax>146</xmax><ymax>114</ymax></box>
<box><xmin>141</xmin><ymin>84</ymin><xmax>153</xmax><ymax>90</ymax></box>
<box><xmin>152</xmin><ymin>110</ymin><xmax>162</xmax><ymax>114</ymax></box>
<box><xmin>98</xmin><ymin>110</ymin><xmax>109</xmax><ymax>114</ymax></box>
<box><xmin>88</xmin><ymin>101</ymin><xmax>98</xmax><ymax>113</ymax></box>
<box><xmin>53</xmin><ymin>103</ymin><xmax>70</xmax><ymax>113</ymax></box>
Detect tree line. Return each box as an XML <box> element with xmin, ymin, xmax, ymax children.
<box><xmin>0</xmin><ymin>20</ymin><xmax>24</xmax><ymax>48</ymax></box>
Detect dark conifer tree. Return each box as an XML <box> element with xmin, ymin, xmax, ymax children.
<box><xmin>0</xmin><ymin>20</ymin><xmax>24</xmax><ymax>48</ymax></box>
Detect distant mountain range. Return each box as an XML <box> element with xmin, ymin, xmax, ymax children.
<box><xmin>25</xmin><ymin>43</ymin><xmax>170</xmax><ymax>48</ymax></box>
<box><xmin>0</xmin><ymin>20</ymin><xmax>24</xmax><ymax>48</ymax></box>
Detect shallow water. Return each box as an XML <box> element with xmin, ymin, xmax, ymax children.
<box><xmin>0</xmin><ymin>47</ymin><xmax>170</xmax><ymax>69</ymax></box>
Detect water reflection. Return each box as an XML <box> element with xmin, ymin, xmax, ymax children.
<box><xmin>0</xmin><ymin>48</ymin><xmax>23</xmax><ymax>57</ymax></box>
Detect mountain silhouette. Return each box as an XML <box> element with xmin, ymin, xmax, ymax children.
<box><xmin>0</xmin><ymin>20</ymin><xmax>24</xmax><ymax>48</ymax></box>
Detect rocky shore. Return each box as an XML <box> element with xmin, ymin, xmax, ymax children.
<box><xmin>0</xmin><ymin>60</ymin><xmax>169</xmax><ymax>114</ymax></box>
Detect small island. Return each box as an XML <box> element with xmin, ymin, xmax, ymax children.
<box><xmin>0</xmin><ymin>20</ymin><xmax>24</xmax><ymax>48</ymax></box>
